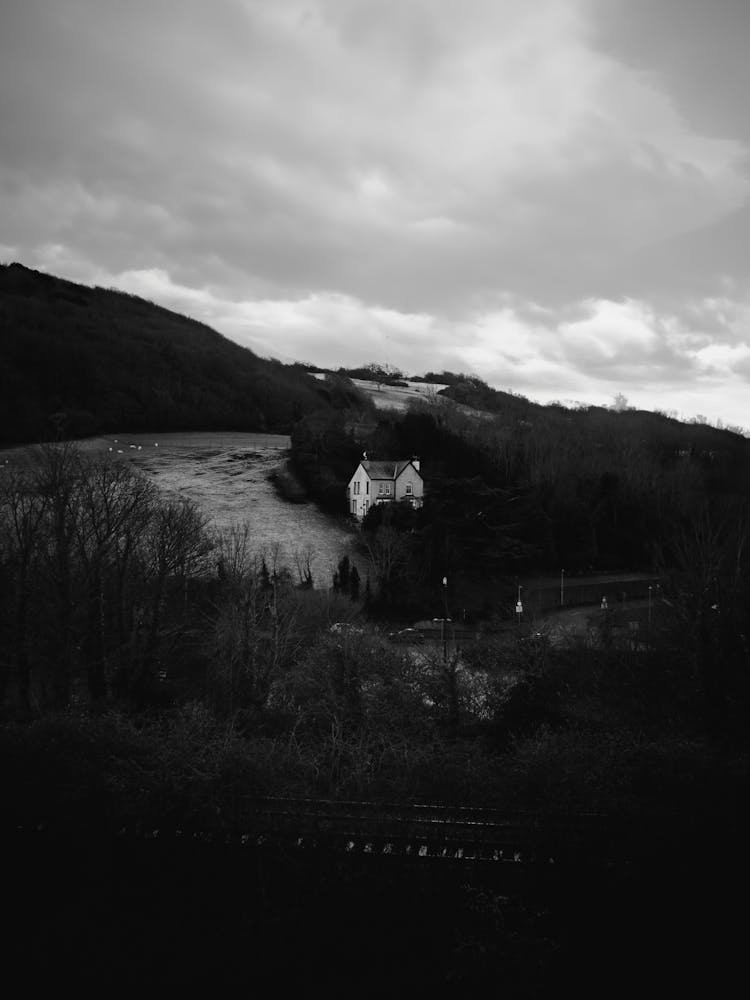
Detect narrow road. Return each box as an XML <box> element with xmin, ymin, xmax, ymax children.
<box><xmin>538</xmin><ymin>598</ymin><xmax>656</xmax><ymax>646</ymax></box>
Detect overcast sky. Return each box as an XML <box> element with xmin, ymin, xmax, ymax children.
<box><xmin>2</xmin><ymin>0</ymin><xmax>750</xmax><ymax>428</ymax></box>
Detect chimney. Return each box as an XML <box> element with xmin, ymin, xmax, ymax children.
<box><xmin>412</xmin><ymin>455</ymin><xmax>420</xmax><ymax>471</ymax></box>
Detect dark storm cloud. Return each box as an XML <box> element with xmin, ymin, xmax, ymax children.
<box><xmin>586</xmin><ymin>0</ymin><xmax>750</xmax><ymax>142</ymax></box>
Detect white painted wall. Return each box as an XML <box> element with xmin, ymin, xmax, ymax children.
<box><xmin>346</xmin><ymin>464</ymin><xmax>372</xmax><ymax>518</ymax></box>
<box><xmin>346</xmin><ymin>461</ymin><xmax>424</xmax><ymax>520</ymax></box>
<box><xmin>394</xmin><ymin>462</ymin><xmax>424</xmax><ymax>506</ymax></box>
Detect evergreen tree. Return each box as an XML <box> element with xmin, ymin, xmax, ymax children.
<box><xmin>336</xmin><ymin>555</ymin><xmax>351</xmax><ymax>593</ymax></box>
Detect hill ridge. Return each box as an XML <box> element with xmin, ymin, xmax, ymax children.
<box><xmin>0</xmin><ymin>263</ymin><xmax>328</xmax><ymax>446</ymax></box>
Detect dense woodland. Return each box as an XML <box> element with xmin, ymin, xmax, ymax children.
<box><xmin>291</xmin><ymin>373</ymin><xmax>750</xmax><ymax>619</ymax></box>
<box><xmin>3</xmin><ymin>440</ymin><xmax>749</xmax><ymax>787</ymax></box>
<box><xmin>2</xmin><ymin>267</ymin><xmax>749</xmax><ymax>988</ymax></box>
<box><xmin>0</xmin><ymin>263</ymin><xmax>329</xmax><ymax>444</ymax></box>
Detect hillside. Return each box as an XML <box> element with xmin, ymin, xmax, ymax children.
<box><xmin>290</xmin><ymin>361</ymin><xmax>750</xmax><ymax>618</ymax></box>
<box><xmin>0</xmin><ymin>263</ymin><xmax>330</xmax><ymax>445</ymax></box>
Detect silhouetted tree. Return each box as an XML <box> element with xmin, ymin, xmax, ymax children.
<box><xmin>333</xmin><ymin>555</ymin><xmax>351</xmax><ymax>594</ymax></box>
<box><xmin>349</xmin><ymin>565</ymin><xmax>360</xmax><ymax>603</ymax></box>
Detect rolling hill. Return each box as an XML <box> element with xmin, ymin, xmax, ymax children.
<box><xmin>0</xmin><ymin>263</ymin><xmax>330</xmax><ymax>445</ymax></box>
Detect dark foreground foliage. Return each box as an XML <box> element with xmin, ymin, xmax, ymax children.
<box><xmin>2</xmin><ymin>416</ymin><xmax>749</xmax><ymax>990</ymax></box>
<box><xmin>7</xmin><ymin>825</ymin><xmax>743</xmax><ymax>994</ymax></box>
<box><xmin>290</xmin><ymin>369</ymin><xmax>750</xmax><ymax>631</ymax></box>
<box><xmin>2</xmin><ymin>706</ymin><xmax>748</xmax><ymax>994</ymax></box>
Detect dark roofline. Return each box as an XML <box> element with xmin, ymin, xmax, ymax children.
<box><xmin>357</xmin><ymin>459</ymin><xmax>422</xmax><ymax>481</ymax></box>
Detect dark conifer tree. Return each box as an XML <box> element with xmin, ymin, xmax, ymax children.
<box><xmin>337</xmin><ymin>555</ymin><xmax>351</xmax><ymax>593</ymax></box>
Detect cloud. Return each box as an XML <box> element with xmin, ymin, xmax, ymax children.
<box><xmin>2</xmin><ymin>0</ymin><xmax>750</xmax><ymax>429</ymax></box>
<box><xmin>585</xmin><ymin>0</ymin><xmax>750</xmax><ymax>143</ymax></box>
<box><xmin>68</xmin><ymin>256</ymin><xmax>747</xmax><ymax>429</ymax></box>
<box><xmin>3</xmin><ymin>0</ymin><xmax>748</xmax><ymax>311</ymax></box>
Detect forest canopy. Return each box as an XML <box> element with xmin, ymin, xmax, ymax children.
<box><xmin>0</xmin><ymin>263</ymin><xmax>332</xmax><ymax>444</ymax></box>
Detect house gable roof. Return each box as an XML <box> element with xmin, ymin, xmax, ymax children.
<box><xmin>394</xmin><ymin>460</ymin><xmax>416</xmax><ymax>480</ymax></box>
<box><xmin>360</xmin><ymin>459</ymin><xmax>420</xmax><ymax>480</ymax></box>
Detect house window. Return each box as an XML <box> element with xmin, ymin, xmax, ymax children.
<box><xmin>379</xmin><ymin>482</ymin><xmax>385</xmax><ymax>495</ymax></box>
<box><xmin>405</xmin><ymin>481</ymin><xmax>413</xmax><ymax>495</ymax></box>
<box><xmin>354</xmin><ymin>481</ymin><xmax>360</xmax><ymax>495</ymax></box>
<box><xmin>366</xmin><ymin>481</ymin><xmax>369</xmax><ymax>494</ymax></box>
<box><xmin>385</xmin><ymin>483</ymin><xmax>391</xmax><ymax>495</ymax></box>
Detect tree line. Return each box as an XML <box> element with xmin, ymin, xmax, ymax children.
<box><xmin>1</xmin><ymin>349</ymin><xmax>748</xmax><ymax>828</ymax></box>
<box><xmin>289</xmin><ymin>375</ymin><xmax>750</xmax><ymax>621</ymax></box>
<box><xmin>1</xmin><ymin>443</ymin><xmax>748</xmax><ymax>844</ymax></box>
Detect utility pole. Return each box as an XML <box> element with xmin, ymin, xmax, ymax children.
<box><xmin>442</xmin><ymin>576</ymin><xmax>448</xmax><ymax>663</ymax></box>
<box><xmin>516</xmin><ymin>584</ymin><xmax>523</xmax><ymax>637</ymax></box>
<box><xmin>560</xmin><ymin>568</ymin><xmax>565</xmax><ymax>607</ymax></box>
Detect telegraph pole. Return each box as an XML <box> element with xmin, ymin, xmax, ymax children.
<box><xmin>516</xmin><ymin>584</ymin><xmax>523</xmax><ymax>637</ymax></box>
<box><xmin>442</xmin><ymin>576</ymin><xmax>448</xmax><ymax>663</ymax></box>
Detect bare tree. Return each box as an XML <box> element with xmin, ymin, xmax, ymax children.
<box><xmin>664</xmin><ymin>501</ymin><xmax>750</xmax><ymax>730</ymax></box>
<box><xmin>214</xmin><ymin>522</ymin><xmax>255</xmax><ymax>586</ymax></box>
<box><xmin>0</xmin><ymin>465</ymin><xmax>48</xmax><ymax>712</ymax></box>
<box><xmin>138</xmin><ymin>496</ymin><xmax>211</xmax><ymax>685</ymax></box>
<box><xmin>0</xmin><ymin>445</ymin><xmax>218</xmax><ymax>712</ymax></box>
<box><xmin>293</xmin><ymin>542</ymin><xmax>315</xmax><ymax>589</ymax></box>
<box><xmin>30</xmin><ymin>443</ymin><xmax>82</xmax><ymax>709</ymax></box>
<box><xmin>208</xmin><ymin>536</ymin><xmax>309</xmax><ymax>720</ymax></box>
<box><xmin>360</xmin><ymin>523</ymin><xmax>413</xmax><ymax>604</ymax></box>
<box><xmin>611</xmin><ymin>393</ymin><xmax>630</xmax><ymax>412</ymax></box>
<box><xmin>73</xmin><ymin>456</ymin><xmax>158</xmax><ymax>702</ymax></box>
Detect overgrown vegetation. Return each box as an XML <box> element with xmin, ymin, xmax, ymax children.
<box><xmin>289</xmin><ymin>374</ymin><xmax>750</xmax><ymax>624</ymax></box>
<box><xmin>3</xmin><ymin>393</ymin><xmax>748</xmax><ymax>991</ymax></box>
<box><xmin>1</xmin><ymin>443</ymin><xmax>748</xmax><ymax>826</ymax></box>
<box><xmin>3</xmin><ymin>272</ymin><xmax>748</xmax><ymax>989</ymax></box>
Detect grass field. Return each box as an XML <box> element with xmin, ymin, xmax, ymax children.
<box><xmin>6</xmin><ymin>431</ymin><xmax>360</xmax><ymax>590</ymax></box>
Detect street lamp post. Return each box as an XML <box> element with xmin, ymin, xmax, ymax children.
<box><xmin>560</xmin><ymin>569</ymin><xmax>565</xmax><ymax>607</ymax></box>
<box><xmin>516</xmin><ymin>584</ymin><xmax>523</xmax><ymax>636</ymax></box>
<box><xmin>442</xmin><ymin>576</ymin><xmax>448</xmax><ymax>663</ymax></box>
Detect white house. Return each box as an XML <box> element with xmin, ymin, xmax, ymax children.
<box><xmin>346</xmin><ymin>457</ymin><xmax>424</xmax><ymax>520</ymax></box>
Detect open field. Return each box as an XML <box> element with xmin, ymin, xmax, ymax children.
<box><xmin>349</xmin><ymin>377</ymin><xmax>495</xmax><ymax>421</ymax></box>
<box><xmin>350</xmin><ymin>378</ymin><xmax>448</xmax><ymax>411</ymax></box>
<box><xmin>4</xmin><ymin>431</ymin><xmax>360</xmax><ymax>589</ymax></box>
<box><xmin>308</xmin><ymin>372</ymin><xmax>449</xmax><ymax>412</ymax></box>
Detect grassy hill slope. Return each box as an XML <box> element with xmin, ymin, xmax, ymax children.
<box><xmin>0</xmin><ymin>263</ymin><xmax>328</xmax><ymax>445</ymax></box>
